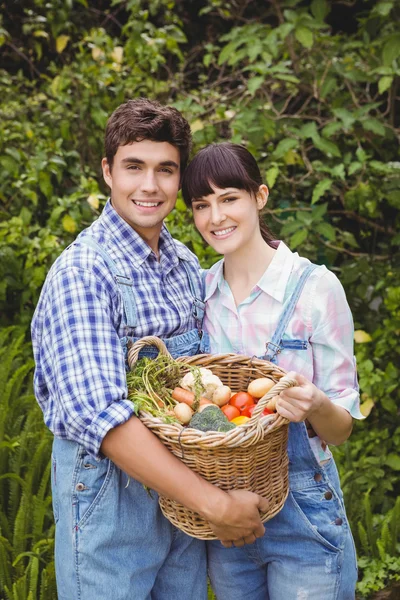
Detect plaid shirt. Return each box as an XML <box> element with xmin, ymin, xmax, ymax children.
<box><xmin>204</xmin><ymin>241</ymin><xmax>364</xmax><ymax>461</ymax></box>
<box><xmin>31</xmin><ymin>200</ymin><xmax>201</xmax><ymax>458</ymax></box>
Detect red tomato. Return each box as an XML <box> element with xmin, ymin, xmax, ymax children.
<box><xmin>229</xmin><ymin>392</ymin><xmax>255</xmax><ymax>412</ymax></box>
<box><xmin>221</xmin><ymin>404</ymin><xmax>240</xmax><ymax>421</ymax></box>
<box><xmin>240</xmin><ymin>404</ymin><xmax>256</xmax><ymax>418</ymax></box>
<box><xmin>245</xmin><ymin>405</ymin><xmax>273</xmax><ymax>418</ymax></box>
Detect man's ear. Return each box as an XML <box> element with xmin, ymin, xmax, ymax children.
<box><xmin>102</xmin><ymin>158</ymin><xmax>112</xmax><ymax>189</ymax></box>
<box><xmin>256</xmin><ymin>184</ymin><xmax>269</xmax><ymax>210</ymax></box>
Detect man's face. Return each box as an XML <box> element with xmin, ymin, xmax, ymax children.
<box><xmin>102</xmin><ymin>140</ymin><xmax>181</xmax><ymax>242</ymax></box>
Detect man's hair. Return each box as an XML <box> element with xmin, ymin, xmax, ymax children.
<box><xmin>104</xmin><ymin>98</ymin><xmax>192</xmax><ymax>172</ymax></box>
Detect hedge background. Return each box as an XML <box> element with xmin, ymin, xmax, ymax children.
<box><xmin>0</xmin><ymin>1</ymin><xmax>399</xmax><ymax>598</ymax></box>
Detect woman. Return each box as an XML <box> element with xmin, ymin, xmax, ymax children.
<box><xmin>182</xmin><ymin>142</ymin><xmax>364</xmax><ymax>600</ymax></box>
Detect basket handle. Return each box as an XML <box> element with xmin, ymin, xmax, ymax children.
<box><xmin>127</xmin><ymin>336</ymin><xmax>172</xmax><ymax>370</ymax></box>
<box><xmin>248</xmin><ymin>374</ymin><xmax>298</xmax><ymax>425</ymax></box>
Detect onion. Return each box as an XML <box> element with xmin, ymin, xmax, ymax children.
<box><xmin>173</xmin><ymin>403</ymin><xmax>194</xmax><ymax>424</ymax></box>
<box><xmin>212</xmin><ymin>385</ymin><xmax>231</xmax><ymax>407</ymax></box>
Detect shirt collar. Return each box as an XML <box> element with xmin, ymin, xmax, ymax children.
<box><xmin>205</xmin><ymin>241</ymin><xmax>295</xmax><ymax>304</ymax></box>
<box><xmin>100</xmin><ymin>200</ymin><xmax>181</xmax><ymax>268</ymax></box>
<box><xmin>256</xmin><ymin>241</ymin><xmax>295</xmax><ymax>303</ymax></box>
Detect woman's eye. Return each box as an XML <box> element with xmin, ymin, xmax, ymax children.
<box><xmin>223</xmin><ymin>197</ymin><xmax>237</xmax><ymax>203</ymax></box>
<box><xmin>194</xmin><ymin>204</ymin><xmax>207</xmax><ymax>211</ymax></box>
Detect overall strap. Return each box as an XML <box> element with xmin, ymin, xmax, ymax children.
<box><xmin>180</xmin><ymin>260</ymin><xmax>206</xmax><ymax>331</ymax></box>
<box><xmin>264</xmin><ymin>263</ymin><xmax>318</xmax><ymax>361</ymax></box>
<box><xmin>78</xmin><ymin>236</ymin><xmax>137</xmax><ymax>329</ymax></box>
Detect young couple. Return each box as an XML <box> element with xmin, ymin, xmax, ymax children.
<box><xmin>31</xmin><ymin>98</ymin><xmax>363</xmax><ymax>599</ymax></box>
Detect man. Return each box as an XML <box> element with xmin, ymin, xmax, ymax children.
<box><xmin>31</xmin><ymin>98</ymin><xmax>267</xmax><ymax>600</ymax></box>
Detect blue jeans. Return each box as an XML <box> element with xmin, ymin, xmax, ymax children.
<box><xmin>207</xmin><ymin>424</ymin><xmax>358</xmax><ymax>600</ymax></box>
<box><xmin>52</xmin><ymin>438</ymin><xmax>207</xmax><ymax>600</ymax></box>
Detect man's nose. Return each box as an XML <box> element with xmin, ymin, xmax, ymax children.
<box><xmin>140</xmin><ymin>170</ymin><xmax>159</xmax><ymax>193</ymax></box>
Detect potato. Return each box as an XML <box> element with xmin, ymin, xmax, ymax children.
<box><xmin>248</xmin><ymin>377</ymin><xmax>275</xmax><ymax>399</ymax></box>
<box><xmin>212</xmin><ymin>385</ymin><xmax>231</xmax><ymax>407</ymax></box>
<box><xmin>173</xmin><ymin>403</ymin><xmax>194</xmax><ymax>424</ymax></box>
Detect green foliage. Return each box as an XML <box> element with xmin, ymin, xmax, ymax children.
<box><xmin>1</xmin><ymin>0</ymin><xmax>400</xmax><ymax>597</ymax></box>
<box><xmin>0</xmin><ymin>328</ymin><xmax>55</xmax><ymax>599</ymax></box>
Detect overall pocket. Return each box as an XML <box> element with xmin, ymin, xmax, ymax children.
<box><xmin>72</xmin><ymin>449</ymin><xmax>114</xmax><ymax>530</ymax></box>
<box><xmin>290</xmin><ymin>485</ymin><xmax>346</xmax><ymax>553</ymax></box>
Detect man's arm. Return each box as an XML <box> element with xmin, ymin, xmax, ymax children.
<box><xmin>38</xmin><ymin>265</ymin><xmax>267</xmax><ymax>546</ymax></box>
<box><xmin>102</xmin><ymin>416</ymin><xmax>269</xmax><ymax>546</ymax></box>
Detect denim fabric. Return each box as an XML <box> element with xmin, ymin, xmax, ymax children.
<box><xmin>52</xmin><ymin>437</ymin><xmax>207</xmax><ymax>600</ymax></box>
<box><xmin>207</xmin><ymin>423</ymin><xmax>358</xmax><ymax>600</ymax></box>
<box><xmin>51</xmin><ymin>240</ymin><xmax>210</xmax><ymax>600</ymax></box>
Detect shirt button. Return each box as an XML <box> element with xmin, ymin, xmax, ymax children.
<box><xmin>314</xmin><ymin>473</ymin><xmax>322</xmax><ymax>482</ymax></box>
<box><xmin>75</xmin><ymin>482</ymin><xmax>86</xmax><ymax>491</ymax></box>
<box><xmin>335</xmin><ymin>517</ymin><xmax>343</xmax><ymax>526</ymax></box>
<box><xmin>324</xmin><ymin>490</ymin><xmax>333</xmax><ymax>500</ymax></box>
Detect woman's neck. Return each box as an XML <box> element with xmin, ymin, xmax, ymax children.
<box><xmin>223</xmin><ymin>235</ymin><xmax>276</xmax><ymax>305</ymax></box>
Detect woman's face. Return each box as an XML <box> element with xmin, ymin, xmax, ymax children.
<box><xmin>192</xmin><ymin>184</ymin><xmax>268</xmax><ymax>256</ymax></box>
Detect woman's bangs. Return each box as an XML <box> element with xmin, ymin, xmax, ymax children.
<box><xmin>184</xmin><ymin>150</ymin><xmax>254</xmax><ymax>202</ymax></box>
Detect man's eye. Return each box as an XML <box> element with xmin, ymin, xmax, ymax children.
<box><xmin>160</xmin><ymin>168</ymin><xmax>173</xmax><ymax>174</ymax></box>
<box><xmin>127</xmin><ymin>165</ymin><xmax>141</xmax><ymax>170</ymax></box>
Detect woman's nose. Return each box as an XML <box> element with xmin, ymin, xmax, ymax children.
<box><xmin>211</xmin><ymin>205</ymin><xmax>226</xmax><ymax>225</ymax></box>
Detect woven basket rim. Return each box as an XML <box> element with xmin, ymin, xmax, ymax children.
<box><xmin>130</xmin><ymin>345</ymin><xmax>295</xmax><ymax>449</ymax></box>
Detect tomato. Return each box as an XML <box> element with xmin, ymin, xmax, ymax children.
<box><xmin>240</xmin><ymin>404</ymin><xmax>256</xmax><ymax>418</ymax></box>
<box><xmin>229</xmin><ymin>392</ymin><xmax>255</xmax><ymax>412</ymax></box>
<box><xmin>246</xmin><ymin>405</ymin><xmax>273</xmax><ymax>418</ymax></box>
<box><xmin>221</xmin><ymin>404</ymin><xmax>240</xmax><ymax>421</ymax></box>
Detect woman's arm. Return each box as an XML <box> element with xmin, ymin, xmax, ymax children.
<box><xmin>276</xmin><ymin>269</ymin><xmax>362</xmax><ymax>444</ymax></box>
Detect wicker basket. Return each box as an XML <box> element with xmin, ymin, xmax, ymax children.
<box><xmin>127</xmin><ymin>336</ymin><xmax>296</xmax><ymax>540</ymax></box>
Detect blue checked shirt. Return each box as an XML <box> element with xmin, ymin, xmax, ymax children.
<box><xmin>31</xmin><ymin>200</ymin><xmax>201</xmax><ymax>458</ymax></box>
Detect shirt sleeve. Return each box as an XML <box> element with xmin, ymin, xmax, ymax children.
<box><xmin>310</xmin><ymin>269</ymin><xmax>365</xmax><ymax>420</ymax></box>
<box><xmin>38</xmin><ymin>266</ymin><xmax>136</xmax><ymax>457</ymax></box>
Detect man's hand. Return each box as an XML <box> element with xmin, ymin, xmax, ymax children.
<box><xmin>206</xmin><ymin>490</ymin><xmax>269</xmax><ymax>548</ymax></box>
<box><xmin>276</xmin><ymin>371</ymin><xmax>323</xmax><ymax>422</ymax></box>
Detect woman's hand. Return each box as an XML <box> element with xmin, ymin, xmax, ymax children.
<box><xmin>276</xmin><ymin>371</ymin><xmax>323</xmax><ymax>422</ymax></box>
<box><xmin>276</xmin><ymin>371</ymin><xmax>353</xmax><ymax>445</ymax></box>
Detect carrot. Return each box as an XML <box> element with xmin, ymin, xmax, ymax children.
<box><xmin>171</xmin><ymin>387</ymin><xmax>212</xmax><ymax>409</ymax></box>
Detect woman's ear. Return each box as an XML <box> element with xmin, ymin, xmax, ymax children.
<box><xmin>256</xmin><ymin>184</ymin><xmax>269</xmax><ymax>210</ymax></box>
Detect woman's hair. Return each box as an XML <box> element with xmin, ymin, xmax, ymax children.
<box><xmin>104</xmin><ymin>98</ymin><xmax>192</xmax><ymax>172</ymax></box>
<box><xmin>181</xmin><ymin>142</ymin><xmax>274</xmax><ymax>244</ymax></box>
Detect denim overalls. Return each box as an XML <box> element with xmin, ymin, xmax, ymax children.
<box><xmin>51</xmin><ymin>236</ymin><xmax>210</xmax><ymax>600</ymax></box>
<box><xmin>207</xmin><ymin>264</ymin><xmax>358</xmax><ymax>600</ymax></box>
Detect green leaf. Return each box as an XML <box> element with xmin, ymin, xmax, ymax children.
<box><xmin>272</xmin><ymin>138</ymin><xmax>299</xmax><ymax>159</ymax></box>
<box><xmin>295</xmin><ymin>26</ymin><xmax>313</xmax><ymax>49</ymax></box>
<box><xmin>312</xmin><ymin>178</ymin><xmax>333</xmax><ymax>204</ymax></box>
<box><xmin>266</xmin><ymin>166</ymin><xmax>279</xmax><ymax>188</ymax></box>
<box><xmin>378</xmin><ymin>76</ymin><xmax>393</xmax><ymax>94</ymax></box>
<box><xmin>311</xmin><ymin>0</ymin><xmax>330</xmax><ymax>21</ymax></box>
<box><xmin>385</xmin><ymin>454</ymin><xmax>400</xmax><ymax>471</ymax></box>
<box><xmin>314</xmin><ymin>137</ymin><xmax>341</xmax><ymax>158</ymax></box>
<box><xmin>348</xmin><ymin>162</ymin><xmax>362</xmax><ymax>176</ymax></box>
<box><xmin>332</xmin><ymin>108</ymin><xmax>355</xmax><ymax>130</ymax></box>
<box><xmin>362</xmin><ymin>119</ymin><xmax>386</xmax><ymax>136</ymax></box>
<box><xmin>316</xmin><ymin>222</ymin><xmax>336</xmax><ymax>241</ymax></box>
<box><xmin>373</xmin><ymin>2</ymin><xmax>394</xmax><ymax>17</ymax></box>
<box><xmin>382</xmin><ymin>34</ymin><xmax>400</xmax><ymax>66</ymax></box>
<box><xmin>290</xmin><ymin>228</ymin><xmax>308</xmax><ymax>249</ymax></box>
<box><xmin>247</xmin><ymin>76</ymin><xmax>264</xmax><ymax>96</ymax></box>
